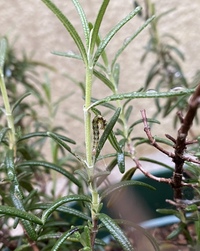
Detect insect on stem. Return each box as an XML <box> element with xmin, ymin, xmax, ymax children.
<box><xmin>92</xmin><ymin>115</ymin><xmax>106</xmax><ymax>155</ymax></box>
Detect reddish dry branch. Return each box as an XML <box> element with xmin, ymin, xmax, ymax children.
<box><xmin>140</xmin><ymin>109</ymin><xmax>174</xmax><ymax>158</ymax></box>
<box><xmin>140</xmin><ymin>84</ymin><xmax>200</xmax><ymax>201</ymax></box>
<box><xmin>133</xmin><ymin>157</ymin><xmax>172</xmax><ymax>184</ymax></box>
<box><xmin>172</xmin><ymin>84</ymin><xmax>200</xmax><ymax>200</ymax></box>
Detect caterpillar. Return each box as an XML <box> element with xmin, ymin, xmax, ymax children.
<box><xmin>92</xmin><ymin>115</ymin><xmax>106</xmax><ymax>154</ymax></box>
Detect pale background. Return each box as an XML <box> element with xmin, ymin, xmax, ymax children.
<box><xmin>1</xmin><ymin>0</ymin><xmax>200</xmax><ymax>158</ymax></box>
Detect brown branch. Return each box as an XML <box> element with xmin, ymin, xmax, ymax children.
<box><xmin>140</xmin><ymin>109</ymin><xmax>175</xmax><ymax>158</ymax></box>
<box><xmin>172</xmin><ymin>84</ymin><xmax>200</xmax><ymax>200</ymax></box>
<box><xmin>133</xmin><ymin>157</ymin><xmax>172</xmax><ymax>184</ymax></box>
<box><xmin>140</xmin><ymin>84</ymin><xmax>200</xmax><ymax>203</ymax></box>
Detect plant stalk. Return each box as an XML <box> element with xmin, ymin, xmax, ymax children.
<box><xmin>84</xmin><ymin>65</ymin><xmax>93</xmax><ymax>169</ymax></box>
<box><xmin>0</xmin><ymin>68</ymin><xmax>16</xmax><ymax>152</ymax></box>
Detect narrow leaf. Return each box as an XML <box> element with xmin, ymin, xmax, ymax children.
<box><xmin>29</xmin><ymin>203</ymin><xmax>91</xmax><ymax>221</ymax></box>
<box><xmin>139</xmin><ymin>157</ymin><xmax>174</xmax><ymax>171</ymax></box>
<box><xmin>47</xmin><ymin>131</ymin><xmax>83</xmax><ymax>163</ymax></box>
<box><xmin>111</xmin><ymin>15</ymin><xmax>155</xmax><ymax>69</ymax></box>
<box><xmin>99</xmin><ymin>213</ymin><xmax>134</xmax><ymax>251</ymax></box>
<box><xmin>101</xmin><ymin>180</ymin><xmax>155</xmax><ymax>199</ymax></box>
<box><xmin>93</xmin><ymin>69</ymin><xmax>115</xmax><ymax>92</ymax></box>
<box><xmin>0</xmin><ymin>205</ymin><xmax>42</xmax><ymax>225</ymax></box>
<box><xmin>72</xmin><ymin>0</ymin><xmax>90</xmax><ymax>47</ymax></box>
<box><xmin>121</xmin><ymin>167</ymin><xmax>137</xmax><ymax>181</ymax></box>
<box><xmin>10</xmin><ymin>189</ymin><xmax>38</xmax><ymax>240</ymax></box>
<box><xmin>52</xmin><ymin>50</ymin><xmax>82</xmax><ymax>60</ymax></box>
<box><xmin>156</xmin><ymin>208</ymin><xmax>181</xmax><ymax>219</ymax></box>
<box><xmin>18</xmin><ymin>160</ymin><xmax>81</xmax><ymax>187</ymax></box>
<box><xmin>0</xmin><ymin>127</ymin><xmax>9</xmax><ymax>143</ymax></box>
<box><xmin>114</xmin><ymin>219</ymin><xmax>160</xmax><ymax>251</ymax></box>
<box><xmin>90</xmin><ymin>0</ymin><xmax>110</xmax><ymax>55</ymax></box>
<box><xmin>12</xmin><ymin>92</ymin><xmax>31</xmax><ymax>113</ymax></box>
<box><xmin>18</xmin><ymin>131</ymin><xmax>76</xmax><ymax>144</ymax></box>
<box><xmin>41</xmin><ymin>0</ymin><xmax>87</xmax><ymax>64</ymax></box>
<box><xmin>51</xmin><ymin>227</ymin><xmax>79</xmax><ymax>251</ymax></box>
<box><xmin>95</xmin><ymin>108</ymin><xmax>121</xmax><ymax>161</ymax></box>
<box><xmin>88</xmin><ymin>88</ymin><xmax>194</xmax><ymax>109</ymax></box>
<box><xmin>93</xmin><ymin>6</ymin><xmax>142</xmax><ymax>65</ymax></box>
<box><xmin>42</xmin><ymin>195</ymin><xmax>91</xmax><ymax>223</ymax></box>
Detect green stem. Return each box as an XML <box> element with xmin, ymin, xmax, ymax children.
<box><xmin>84</xmin><ymin>65</ymin><xmax>93</xmax><ymax>169</ymax></box>
<box><xmin>0</xmin><ymin>69</ymin><xmax>16</xmax><ymax>151</ymax></box>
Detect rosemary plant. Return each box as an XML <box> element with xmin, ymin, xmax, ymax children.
<box><xmin>0</xmin><ymin>1</ymin><xmax>199</xmax><ymax>251</ymax></box>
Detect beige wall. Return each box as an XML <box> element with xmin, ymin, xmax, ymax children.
<box><xmin>1</xmin><ymin>0</ymin><xmax>200</xmax><ymax>150</ymax></box>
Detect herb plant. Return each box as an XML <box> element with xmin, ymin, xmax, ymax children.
<box><xmin>0</xmin><ymin>0</ymin><xmax>199</xmax><ymax>251</ymax></box>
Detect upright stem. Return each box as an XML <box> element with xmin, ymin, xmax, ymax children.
<box><xmin>84</xmin><ymin>65</ymin><xmax>93</xmax><ymax>169</ymax></box>
<box><xmin>0</xmin><ymin>68</ymin><xmax>16</xmax><ymax>152</ymax></box>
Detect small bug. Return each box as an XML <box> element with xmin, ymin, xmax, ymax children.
<box><xmin>92</xmin><ymin>115</ymin><xmax>106</xmax><ymax>154</ymax></box>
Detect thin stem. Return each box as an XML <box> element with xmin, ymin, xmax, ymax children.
<box><xmin>0</xmin><ymin>68</ymin><xmax>16</xmax><ymax>152</ymax></box>
<box><xmin>84</xmin><ymin>66</ymin><xmax>93</xmax><ymax>168</ymax></box>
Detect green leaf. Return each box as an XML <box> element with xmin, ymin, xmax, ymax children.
<box><xmin>10</xmin><ymin>188</ymin><xmax>38</xmax><ymax>240</ymax></box>
<box><xmin>156</xmin><ymin>208</ymin><xmax>181</xmax><ymax>219</ymax></box>
<box><xmin>106</xmin><ymin>130</ymin><xmax>125</xmax><ymax>173</ymax></box>
<box><xmin>51</xmin><ymin>227</ymin><xmax>79</xmax><ymax>251</ymax></box>
<box><xmin>101</xmin><ymin>180</ymin><xmax>155</xmax><ymax>199</ymax></box>
<box><xmin>89</xmin><ymin>0</ymin><xmax>110</xmax><ymax>55</ymax></box>
<box><xmin>38</xmin><ymin>233</ymin><xmax>62</xmax><ymax>241</ymax></box>
<box><xmin>99</xmin><ymin>213</ymin><xmax>134</xmax><ymax>251</ymax></box>
<box><xmin>88</xmin><ymin>88</ymin><xmax>194</xmax><ymax>109</ymax></box>
<box><xmin>129</xmin><ymin>117</ymin><xmax>160</xmax><ymax>129</ymax></box>
<box><xmin>0</xmin><ymin>127</ymin><xmax>9</xmax><ymax>143</ymax></box>
<box><xmin>93</xmin><ymin>6</ymin><xmax>142</xmax><ymax>66</ymax></box>
<box><xmin>11</xmin><ymin>92</ymin><xmax>31</xmax><ymax>113</ymax></box>
<box><xmin>17</xmin><ymin>131</ymin><xmax>76</xmax><ymax>144</ymax></box>
<box><xmin>52</xmin><ymin>50</ymin><xmax>82</xmax><ymax>60</ymax></box>
<box><xmin>18</xmin><ymin>160</ymin><xmax>82</xmax><ymax>188</ymax></box>
<box><xmin>145</xmin><ymin>61</ymin><xmax>160</xmax><ymax>88</ymax></box>
<box><xmin>124</xmin><ymin>105</ymin><xmax>133</xmax><ymax>122</ymax></box>
<box><xmin>42</xmin><ymin>194</ymin><xmax>91</xmax><ymax>223</ymax></box>
<box><xmin>121</xmin><ymin>167</ymin><xmax>137</xmax><ymax>181</ymax></box>
<box><xmin>29</xmin><ymin>202</ymin><xmax>91</xmax><ymax>221</ymax></box>
<box><xmin>114</xmin><ymin>219</ymin><xmax>160</xmax><ymax>251</ymax></box>
<box><xmin>108</xmin><ymin>131</ymin><xmax>121</xmax><ymax>153</ymax></box>
<box><xmin>166</xmin><ymin>44</ymin><xmax>185</xmax><ymax>61</ymax></box>
<box><xmin>72</xmin><ymin>0</ymin><xmax>90</xmax><ymax>48</ymax></box>
<box><xmin>90</xmin><ymin>97</ymin><xmax>116</xmax><ymax>111</ymax></box>
<box><xmin>128</xmin><ymin>118</ymin><xmax>160</xmax><ymax>137</ymax></box>
<box><xmin>0</xmin><ymin>205</ymin><xmax>42</xmax><ymax>225</ymax></box>
<box><xmin>113</xmin><ymin>63</ymin><xmax>120</xmax><ymax>87</ymax></box>
<box><xmin>139</xmin><ymin>157</ymin><xmax>174</xmax><ymax>171</ymax></box>
<box><xmin>111</xmin><ymin>15</ymin><xmax>155</xmax><ymax>69</ymax></box>
<box><xmin>41</xmin><ymin>0</ymin><xmax>87</xmax><ymax>65</ymax></box>
<box><xmin>47</xmin><ymin>131</ymin><xmax>83</xmax><ymax>163</ymax></box>
<box><xmin>93</xmin><ymin>69</ymin><xmax>115</xmax><ymax>92</ymax></box>
<box><xmin>94</xmin><ymin>108</ymin><xmax>121</xmax><ymax>161</ymax></box>
<box><xmin>167</xmin><ymin>224</ymin><xmax>183</xmax><ymax>240</ymax></box>
<box><xmin>14</xmin><ymin>244</ymin><xmax>31</xmax><ymax>251</ymax></box>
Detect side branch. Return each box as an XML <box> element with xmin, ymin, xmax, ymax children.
<box><xmin>172</xmin><ymin>83</ymin><xmax>200</xmax><ymax>200</ymax></box>
<box><xmin>140</xmin><ymin>109</ymin><xmax>174</xmax><ymax>158</ymax></box>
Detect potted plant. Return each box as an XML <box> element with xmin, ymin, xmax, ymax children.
<box><xmin>0</xmin><ymin>0</ymin><xmax>200</xmax><ymax>250</ymax></box>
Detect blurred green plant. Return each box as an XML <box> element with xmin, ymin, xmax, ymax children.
<box><xmin>0</xmin><ymin>0</ymin><xmax>200</xmax><ymax>251</ymax></box>
<box><xmin>135</xmin><ymin>0</ymin><xmax>196</xmax><ymax>126</ymax></box>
